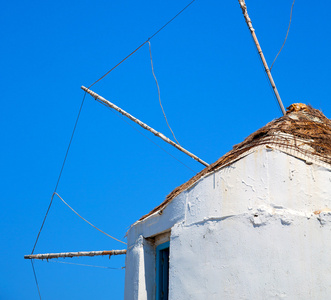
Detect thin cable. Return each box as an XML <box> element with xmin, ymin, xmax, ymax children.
<box><xmin>99</xmin><ymin>102</ymin><xmax>197</xmax><ymax>173</ymax></box>
<box><xmin>148</xmin><ymin>0</ymin><xmax>196</xmax><ymax>41</ymax></box>
<box><xmin>88</xmin><ymin>42</ymin><xmax>148</xmax><ymax>89</ymax></box>
<box><xmin>88</xmin><ymin>0</ymin><xmax>196</xmax><ymax>89</ymax></box>
<box><xmin>270</xmin><ymin>0</ymin><xmax>295</xmax><ymax>71</ymax></box>
<box><xmin>30</xmin><ymin>1</ymin><xmax>196</xmax><ymax>293</ymax></box>
<box><xmin>54</xmin><ymin>193</ymin><xmax>127</xmax><ymax>245</ymax></box>
<box><xmin>31</xmin><ymin>260</ymin><xmax>42</xmax><ymax>300</ymax></box>
<box><xmin>31</xmin><ymin>92</ymin><xmax>87</xmax><ymax>255</ymax></box>
<box><xmin>46</xmin><ymin>260</ymin><xmax>125</xmax><ymax>270</ymax></box>
<box><xmin>148</xmin><ymin>41</ymin><xmax>180</xmax><ymax>145</ymax></box>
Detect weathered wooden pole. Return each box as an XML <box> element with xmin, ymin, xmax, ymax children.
<box><xmin>81</xmin><ymin>86</ymin><xmax>209</xmax><ymax>167</ymax></box>
<box><xmin>24</xmin><ymin>250</ymin><xmax>127</xmax><ymax>260</ymax></box>
<box><xmin>238</xmin><ymin>0</ymin><xmax>286</xmax><ymax>115</ymax></box>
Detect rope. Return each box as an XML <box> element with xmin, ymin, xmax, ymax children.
<box><xmin>29</xmin><ymin>2</ymin><xmax>197</xmax><ymax>296</ymax></box>
<box><xmin>47</xmin><ymin>260</ymin><xmax>125</xmax><ymax>270</ymax></box>
<box><xmin>148</xmin><ymin>41</ymin><xmax>180</xmax><ymax>145</ymax></box>
<box><xmin>88</xmin><ymin>43</ymin><xmax>148</xmax><ymax>89</ymax></box>
<box><xmin>54</xmin><ymin>193</ymin><xmax>126</xmax><ymax>245</ymax></box>
<box><xmin>88</xmin><ymin>0</ymin><xmax>196</xmax><ymax>89</ymax></box>
<box><xmin>29</xmin><ymin>93</ymin><xmax>86</xmax><ymax>299</ymax></box>
<box><xmin>31</xmin><ymin>93</ymin><xmax>87</xmax><ymax>255</ymax></box>
<box><xmin>147</xmin><ymin>0</ymin><xmax>196</xmax><ymax>41</ymax></box>
<box><xmin>31</xmin><ymin>260</ymin><xmax>42</xmax><ymax>300</ymax></box>
<box><xmin>270</xmin><ymin>0</ymin><xmax>295</xmax><ymax>71</ymax></box>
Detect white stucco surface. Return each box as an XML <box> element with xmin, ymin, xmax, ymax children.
<box><xmin>125</xmin><ymin>147</ymin><xmax>331</xmax><ymax>299</ymax></box>
<box><xmin>124</xmin><ymin>236</ymin><xmax>155</xmax><ymax>299</ymax></box>
<box><xmin>169</xmin><ymin>211</ymin><xmax>331</xmax><ymax>299</ymax></box>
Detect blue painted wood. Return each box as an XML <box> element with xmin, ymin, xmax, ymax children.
<box><xmin>156</xmin><ymin>242</ymin><xmax>170</xmax><ymax>300</ymax></box>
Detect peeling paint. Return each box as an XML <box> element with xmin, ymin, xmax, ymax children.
<box><xmin>317</xmin><ymin>212</ymin><xmax>331</xmax><ymax>226</ymax></box>
<box><xmin>242</xmin><ymin>179</ymin><xmax>256</xmax><ymax>192</ymax></box>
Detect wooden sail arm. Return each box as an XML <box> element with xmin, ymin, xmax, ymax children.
<box><xmin>24</xmin><ymin>249</ymin><xmax>126</xmax><ymax>260</ymax></box>
<box><xmin>81</xmin><ymin>86</ymin><xmax>209</xmax><ymax>167</ymax></box>
<box><xmin>238</xmin><ymin>0</ymin><xmax>286</xmax><ymax>116</ymax></box>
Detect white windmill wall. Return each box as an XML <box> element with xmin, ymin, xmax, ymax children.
<box><xmin>125</xmin><ymin>146</ymin><xmax>331</xmax><ymax>299</ymax></box>
<box><xmin>124</xmin><ymin>191</ymin><xmax>187</xmax><ymax>299</ymax></box>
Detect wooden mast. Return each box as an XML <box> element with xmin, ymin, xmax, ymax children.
<box><xmin>238</xmin><ymin>0</ymin><xmax>286</xmax><ymax>115</ymax></box>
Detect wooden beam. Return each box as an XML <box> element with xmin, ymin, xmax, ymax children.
<box><xmin>81</xmin><ymin>86</ymin><xmax>209</xmax><ymax>167</ymax></box>
<box><xmin>238</xmin><ymin>0</ymin><xmax>286</xmax><ymax>115</ymax></box>
<box><xmin>24</xmin><ymin>250</ymin><xmax>126</xmax><ymax>260</ymax></box>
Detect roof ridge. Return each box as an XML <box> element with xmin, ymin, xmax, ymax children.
<box><xmin>139</xmin><ymin>103</ymin><xmax>331</xmax><ymax>221</ymax></box>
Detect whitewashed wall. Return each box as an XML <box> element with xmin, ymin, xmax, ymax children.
<box><xmin>125</xmin><ymin>185</ymin><xmax>187</xmax><ymax>300</ymax></box>
<box><xmin>125</xmin><ymin>147</ymin><xmax>331</xmax><ymax>299</ymax></box>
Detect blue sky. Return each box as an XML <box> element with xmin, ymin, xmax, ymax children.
<box><xmin>1</xmin><ymin>0</ymin><xmax>331</xmax><ymax>299</ymax></box>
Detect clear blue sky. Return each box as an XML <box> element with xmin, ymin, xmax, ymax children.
<box><xmin>1</xmin><ymin>0</ymin><xmax>331</xmax><ymax>299</ymax></box>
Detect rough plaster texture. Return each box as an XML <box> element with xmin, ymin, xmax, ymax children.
<box><xmin>125</xmin><ymin>191</ymin><xmax>186</xmax><ymax>300</ymax></box>
<box><xmin>124</xmin><ymin>236</ymin><xmax>155</xmax><ymax>300</ymax></box>
<box><xmin>170</xmin><ymin>212</ymin><xmax>331</xmax><ymax>300</ymax></box>
<box><xmin>125</xmin><ymin>147</ymin><xmax>331</xmax><ymax>299</ymax></box>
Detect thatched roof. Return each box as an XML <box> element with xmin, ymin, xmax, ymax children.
<box><xmin>140</xmin><ymin>104</ymin><xmax>331</xmax><ymax>221</ymax></box>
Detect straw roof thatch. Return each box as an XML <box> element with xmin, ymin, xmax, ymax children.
<box><xmin>140</xmin><ymin>104</ymin><xmax>331</xmax><ymax>221</ymax></box>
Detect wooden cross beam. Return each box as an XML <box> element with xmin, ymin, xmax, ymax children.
<box><xmin>24</xmin><ymin>250</ymin><xmax>126</xmax><ymax>260</ymax></box>
<box><xmin>81</xmin><ymin>86</ymin><xmax>210</xmax><ymax>167</ymax></box>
